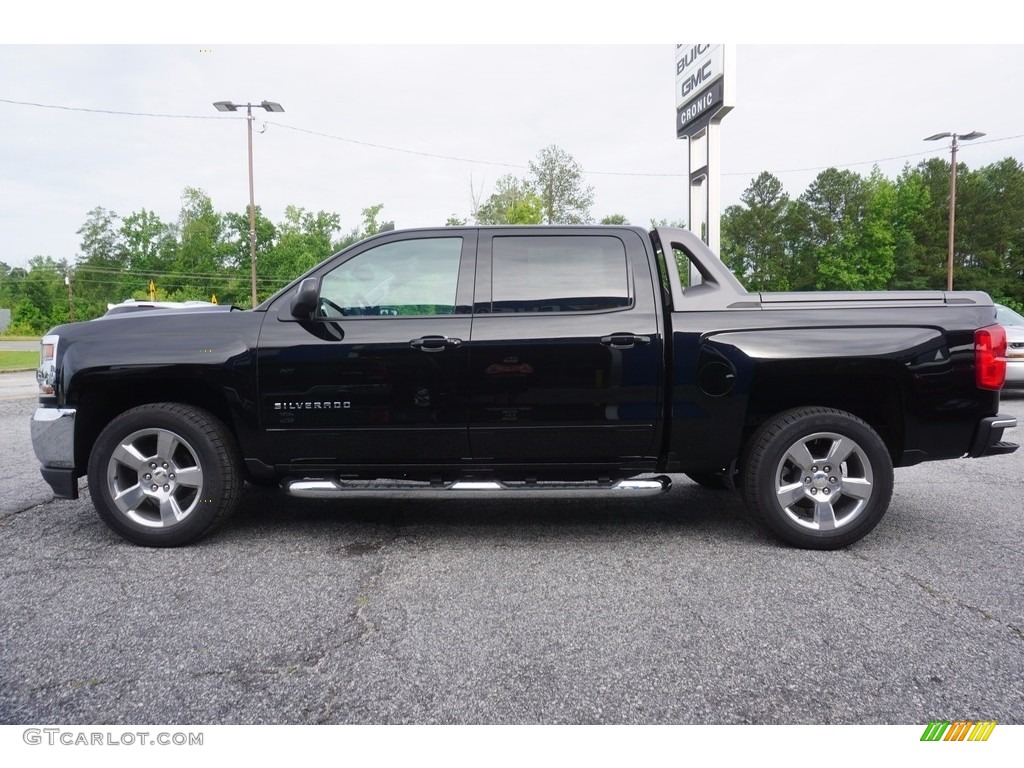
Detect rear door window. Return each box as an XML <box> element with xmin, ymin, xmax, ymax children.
<box><xmin>489</xmin><ymin>236</ymin><xmax>631</xmax><ymax>313</ymax></box>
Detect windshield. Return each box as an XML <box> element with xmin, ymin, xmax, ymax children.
<box><xmin>996</xmin><ymin>304</ymin><xmax>1024</xmax><ymax>327</ymax></box>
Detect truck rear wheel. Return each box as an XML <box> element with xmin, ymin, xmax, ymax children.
<box><xmin>742</xmin><ymin>407</ymin><xmax>893</xmax><ymax>549</ymax></box>
<box><xmin>87</xmin><ymin>403</ymin><xmax>242</xmax><ymax>547</ymax></box>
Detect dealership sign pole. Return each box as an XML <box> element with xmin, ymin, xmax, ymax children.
<box><xmin>676</xmin><ymin>44</ymin><xmax>735</xmax><ymax>258</ymax></box>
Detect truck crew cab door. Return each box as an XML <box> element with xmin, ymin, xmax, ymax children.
<box><xmin>468</xmin><ymin>228</ymin><xmax>663</xmax><ymax>466</ymax></box>
<box><xmin>257</xmin><ymin>231</ymin><xmax>476</xmax><ymax>470</ymax></box>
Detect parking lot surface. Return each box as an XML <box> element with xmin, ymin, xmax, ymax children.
<box><xmin>1</xmin><ymin>380</ymin><xmax>1022</xmax><ymax>724</ymax></box>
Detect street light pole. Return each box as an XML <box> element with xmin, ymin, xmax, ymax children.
<box><xmin>924</xmin><ymin>130</ymin><xmax>985</xmax><ymax>292</ymax></box>
<box><xmin>65</xmin><ymin>269</ymin><xmax>74</xmax><ymax>323</ymax></box>
<box><xmin>213</xmin><ymin>100</ymin><xmax>286</xmax><ymax>308</ymax></box>
<box><xmin>245</xmin><ymin>102</ymin><xmax>257</xmax><ymax>309</ymax></box>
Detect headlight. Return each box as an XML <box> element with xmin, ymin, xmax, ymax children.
<box><xmin>37</xmin><ymin>334</ymin><xmax>59</xmax><ymax>397</ymax></box>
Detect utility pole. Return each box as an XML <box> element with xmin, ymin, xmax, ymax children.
<box><xmin>65</xmin><ymin>269</ymin><xmax>74</xmax><ymax>322</ymax></box>
<box><xmin>213</xmin><ymin>100</ymin><xmax>285</xmax><ymax>308</ymax></box>
<box><xmin>924</xmin><ymin>130</ymin><xmax>985</xmax><ymax>291</ymax></box>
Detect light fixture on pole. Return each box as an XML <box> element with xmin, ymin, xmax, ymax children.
<box><xmin>924</xmin><ymin>130</ymin><xmax>985</xmax><ymax>292</ymax></box>
<box><xmin>213</xmin><ymin>100</ymin><xmax>285</xmax><ymax>307</ymax></box>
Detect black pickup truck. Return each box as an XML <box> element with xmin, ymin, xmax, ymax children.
<box><xmin>30</xmin><ymin>226</ymin><xmax>1018</xmax><ymax>549</ymax></box>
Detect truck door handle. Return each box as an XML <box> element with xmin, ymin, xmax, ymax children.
<box><xmin>600</xmin><ymin>334</ymin><xmax>651</xmax><ymax>349</ymax></box>
<box><xmin>410</xmin><ymin>336</ymin><xmax>463</xmax><ymax>352</ymax></box>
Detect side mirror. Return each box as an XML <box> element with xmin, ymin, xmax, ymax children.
<box><xmin>290</xmin><ymin>277</ymin><xmax>320</xmax><ymax>319</ymax></box>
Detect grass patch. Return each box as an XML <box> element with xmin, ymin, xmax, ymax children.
<box><xmin>0</xmin><ymin>335</ymin><xmax>41</xmax><ymax>342</ymax></box>
<box><xmin>0</xmin><ymin>351</ymin><xmax>38</xmax><ymax>372</ymax></box>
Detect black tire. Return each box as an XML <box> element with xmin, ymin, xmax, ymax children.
<box><xmin>741</xmin><ymin>407</ymin><xmax>893</xmax><ymax>550</ymax></box>
<box><xmin>87</xmin><ymin>403</ymin><xmax>242</xmax><ymax>547</ymax></box>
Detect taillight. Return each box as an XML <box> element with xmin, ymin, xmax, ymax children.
<box><xmin>975</xmin><ymin>324</ymin><xmax>1007</xmax><ymax>390</ymax></box>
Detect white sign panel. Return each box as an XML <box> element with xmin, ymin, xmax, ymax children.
<box><xmin>675</xmin><ymin>44</ymin><xmax>725</xmax><ymax>111</ymax></box>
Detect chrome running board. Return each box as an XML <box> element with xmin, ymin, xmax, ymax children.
<box><xmin>284</xmin><ymin>476</ymin><xmax>672</xmax><ymax>499</ymax></box>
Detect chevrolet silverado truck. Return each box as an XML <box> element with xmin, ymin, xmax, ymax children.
<box><xmin>30</xmin><ymin>226</ymin><xmax>1018</xmax><ymax>549</ymax></box>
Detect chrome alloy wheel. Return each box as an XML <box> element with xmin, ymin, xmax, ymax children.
<box><xmin>105</xmin><ymin>427</ymin><xmax>205</xmax><ymax>528</ymax></box>
<box><xmin>773</xmin><ymin>431</ymin><xmax>874</xmax><ymax>531</ymax></box>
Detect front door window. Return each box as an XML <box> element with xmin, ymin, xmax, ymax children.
<box><xmin>319</xmin><ymin>237</ymin><xmax>463</xmax><ymax>318</ymax></box>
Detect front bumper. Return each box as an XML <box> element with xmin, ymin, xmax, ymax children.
<box><xmin>30</xmin><ymin>407</ymin><xmax>79</xmax><ymax>499</ymax></box>
<box><xmin>968</xmin><ymin>413</ymin><xmax>1019</xmax><ymax>458</ymax></box>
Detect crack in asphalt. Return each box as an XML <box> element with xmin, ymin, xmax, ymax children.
<box><xmin>848</xmin><ymin>549</ymin><xmax>1022</xmax><ymax>642</ymax></box>
<box><xmin>315</xmin><ymin>532</ymin><xmax>397</xmax><ymax>724</ymax></box>
<box><xmin>0</xmin><ymin>496</ymin><xmax>55</xmax><ymax>521</ymax></box>
<box><xmin>346</xmin><ymin>532</ymin><xmax>399</xmax><ymax>646</ymax></box>
<box><xmin>6</xmin><ymin>676</ymin><xmax>141</xmax><ymax>700</ymax></box>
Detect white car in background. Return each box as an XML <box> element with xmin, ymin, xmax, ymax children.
<box><xmin>102</xmin><ymin>299</ymin><xmax>229</xmax><ymax>317</ymax></box>
<box><xmin>996</xmin><ymin>304</ymin><xmax>1024</xmax><ymax>389</ymax></box>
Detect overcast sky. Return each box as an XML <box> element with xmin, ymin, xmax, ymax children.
<box><xmin>3</xmin><ymin>11</ymin><xmax>1022</xmax><ymax>271</ymax></box>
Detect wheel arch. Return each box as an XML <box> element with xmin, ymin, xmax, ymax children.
<box><xmin>741</xmin><ymin>365</ymin><xmax>906</xmax><ymax>466</ymax></box>
<box><xmin>73</xmin><ymin>378</ymin><xmax>239</xmax><ymax>475</ymax></box>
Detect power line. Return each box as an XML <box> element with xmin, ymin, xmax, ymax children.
<box><xmin>269</xmin><ymin>120</ymin><xmax>1018</xmax><ymax>179</ymax></box>
<box><xmin>722</xmin><ymin>135</ymin><xmax>1024</xmax><ymax>178</ymax></box>
<box><xmin>268</xmin><ymin>123</ymin><xmax>1024</xmax><ymax>179</ymax></box>
<box><xmin>15</xmin><ymin>264</ymin><xmax>294</xmax><ymax>286</ymax></box>
<box><xmin>6</xmin><ymin>95</ymin><xmax>1022</xmax><ymax>181</ymax></box>
<box><xmin>69</xmin><ymin>274</ymin><xmax>293</xmax><ymax>287</ymax></box>
<box><xmin>73</xmin><ymin>264</ymin><xmax>288</xmax><ymax>280</ymax></box>
<box><xmin>73</xmin><ymin>263</ymin><xmax>312</xmax><ymax>283</ymax></box>
<box><xmin>0</xmin><ymin>97</ymin><xmax>228</xmax><ymax>120</ymax></box>
<box><xmin>269</xmin><ymin>122</ymin><xmax>526</xmax><ymax>171</ymax></box>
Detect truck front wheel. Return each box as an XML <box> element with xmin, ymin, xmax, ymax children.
<box><xmin>87</xmin><ymin>403</ymin><xmax>242</xmax><ymax>547</ymax></box>
<box><xmin>742</xmin><ymin>407</ymin><xmax>893</xmax><ymax>549</ymax></box>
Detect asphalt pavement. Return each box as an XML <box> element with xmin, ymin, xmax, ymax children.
<box><xmin>0</xmin><ymin>372</ymin><xmax>53</xmax><ymax>515</ymax></box>
<box><xmin>0</xmin><ymin>340</ymin><xmax>38</xmax><ymax>352</ymax></box>
<box><xmin>1</xmin><ymin>383</ymin><xmax>1022</xmax><ymax>725</ymax></box>
<box><xmin>0</xmin><ymin>370</ymin><xmax>38</xmax><ymax>400</ymax></box>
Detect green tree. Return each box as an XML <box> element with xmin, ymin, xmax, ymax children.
<box><xmin>76</xmin><ymin>207</ymin><xmax>123</xmax><ymax>268</ymax></box>
<box><xmin>475</xmin><ymin>175</ymin><xmax>543</xmax><ymax>225</ymax></box>
<box><xmin>333</xmin><ymin>204</ymin><xmax>395</xmax><ymax>252</ymax></box>
<box><xmin>792</xmin><ymin>167</ymin><xmax>894</xmax><ymax>290</ymax></box>
<box><xmin>260</xmin><ymin>205</ymin><xmax>340</xmax><ymax>289</ymax></box>
<box><xmin>117</xmin><ymin>210</ymin><xmax>183</xmax><ymax>304</ymax></box>
<box><xmin>73</xmin><ymin>207</ymin><xmax>130</xmax><ymax>318</ymax></box>
<box><xmin>911</xmin><ymin>158</ymin><xmax>960</xmax><ymax>290</ymax></box>
<box><xmin>528</xmin><ymin>145</ymin><xmax>594</xmax><ymax>224</ymax></box>
<box><xmin>121</xmin><ymin>209</ymin><xmax>175</xmax><ymax>274</ymax></box>
<box><xmin>856</xmin><ymin>168</ymin><xmax>898</xmax><ymax>289</ymax></box>
<box><xmin>222</xmin><ymin>207</ymin><xmax>277</xmax><ymax>305</ymax></box>
<box><xmin>889</xmin><ymin>165</ymin><xmax>936</xmax><ymax>290</ymax></box>
<box><xmin>957</xmin><ymin>158</ymin><xmax>1024</xmax><ymax>302</ymax></box>
<box><xmin>171</xmin><ymin>187</ymin><xmax>234</xmax><ymax>301</ymax></box>
<box><xmin>721</xmin><ymin>172</ymin><xmax>794</xmax><ymax>291</ymax></box>
<box><xmin>600</xmin><ymin>214</ymin><xmax>630</xmax><ymax>225</ymax></box>
<box><xmin>9</xmin><ymin>256</ymin><xmax>70</xmax><ymax>333</ymax></box>
<box><xmin>0</xmin><ymin>261</ymin><xmax>16</xmax><ymax>309</ymax></box>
